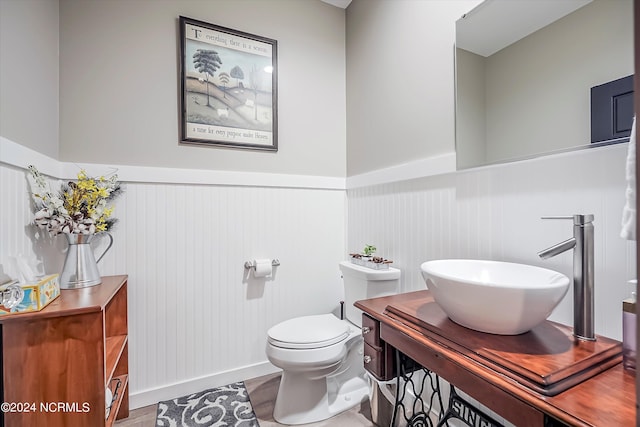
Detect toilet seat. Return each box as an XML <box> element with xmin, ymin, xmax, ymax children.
<box><xmin>268</xmin><ymin>314</ymin><xmax>351</xmax><ymax>349</ymax></box>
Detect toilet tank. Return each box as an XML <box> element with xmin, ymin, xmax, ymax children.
<box><xmin>339</xmin><ymin>261</ymin><xmax>401</xmax><ymax>327</ymax></box>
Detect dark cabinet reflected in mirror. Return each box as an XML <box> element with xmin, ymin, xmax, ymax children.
<box><xmin>455</xmin><ymin>0</ymin><xmax>633</xmax><ymax>170</ymax></box>
<box><xmin>591</xmin><ymin>74</ymin><xmax>634</xmax><ymax>144</ymax></box>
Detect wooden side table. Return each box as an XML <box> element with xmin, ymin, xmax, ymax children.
<box><xmin>0</xmin><ymin>275</ymin><xmax>129</xmax><ymax>427</ymax></box>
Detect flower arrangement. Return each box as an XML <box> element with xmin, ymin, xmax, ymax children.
<box><xmin>27</xmin><ymin>165</ymin><xmax>122</xmax><ymax>235</ymax></box>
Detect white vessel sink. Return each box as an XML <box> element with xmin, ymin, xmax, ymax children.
<box><xmin>420</xmin><ymin>259</ymin><xmax>570</xmax><ymax>335</ymax></box>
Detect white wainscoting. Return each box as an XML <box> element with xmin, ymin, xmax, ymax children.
<box><xmin>0</xmin><ymin>158</ymin><xmax>347</xmax><ymax>409</ymax></box>
<box><xmin>348</xmin><ymin>143</ymin><xmax>636</xmax><ymax>341</ymax></box>
<box><xmin>2</xmin><ymin>139</ymin><xmax>636</xmax><ymax>413</ymax></box>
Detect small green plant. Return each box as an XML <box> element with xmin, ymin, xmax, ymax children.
<box><xmin>363</xmin><ymin>244</ymin><xmax>376</xmax><ymax>256</ymax></box>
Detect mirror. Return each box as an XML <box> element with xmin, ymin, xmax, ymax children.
<box><xmin>455</xmin><ymin>0</ymin><xmax>633</xmax><ymax>170</ymax></box>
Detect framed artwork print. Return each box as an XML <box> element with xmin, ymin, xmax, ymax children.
<box><xmin>179</xmin><ymin>16</ymin><xmax>278</xmax><ymax>151</ymax></box>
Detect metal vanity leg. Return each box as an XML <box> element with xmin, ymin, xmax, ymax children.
<box><xmin>390</xmin><ymin>349</ymin><xmax>447</xmax><ymax>427</ymax></box>
<box><xmin>436</xmin><ymin>385</ymin><xmax>503</xmax><ymax>427</ymax></box>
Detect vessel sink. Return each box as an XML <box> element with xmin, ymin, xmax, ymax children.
<box><xmin>420</xmin><ymin>259</ymin><xmax>570</xmax><ymax>335</ymax></box>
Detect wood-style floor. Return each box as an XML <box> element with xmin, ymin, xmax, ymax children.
<box><xmin>114</xmin><ymin>372</ymin><xmax>377</xmax><ymax>427</ymax></box>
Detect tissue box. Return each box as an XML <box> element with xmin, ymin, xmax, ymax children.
<box><xmin>0</xmin><ymin>274</ymin><xmax>60</xmax><ymax>316</ymax></box>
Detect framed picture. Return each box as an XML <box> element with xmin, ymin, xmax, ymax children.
<box><xmin>179</xmin><ymin>16</ymin><xmax>278</xmax><ymax>151</ymax></box>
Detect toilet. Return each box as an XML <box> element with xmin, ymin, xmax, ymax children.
<box><xmin>266</xmin><ymin>261</ymin><xmax>401</xmax><ymax>425</ymax></box>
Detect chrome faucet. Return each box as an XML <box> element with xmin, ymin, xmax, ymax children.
<box><xmin>538</xmin><ymin>214</ymin><xmax>595</xmax><ymax>341</ymax></box>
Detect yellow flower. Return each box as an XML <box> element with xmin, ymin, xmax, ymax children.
<box><xmin>28</xmin><ymin>165</ymin><xmax>120</xmax><ymax>235</ymax></box>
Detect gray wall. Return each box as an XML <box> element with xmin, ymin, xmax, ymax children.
<box><xmin>56</xmin><ymin>0</ymin><xmax>345</xmax><ymax>177</ymax></box>
<box><xmin>484</xmin><ymin>0</ymin><xmax>632</xmax><ymax>164</ymax></box>
<box><xmin>0</xmin><ymin>0</ymin><xmax>59</xmax><ymax>159</ymax></box>
<box><xmin>455</xmin><ymin>48</ymin><xmax>486</xmax><ymax>169</ymax></box>
<box><xmin>345</xmin><ymin>0</ymin><xmax>477</xmax><ymax>177</ymax></box>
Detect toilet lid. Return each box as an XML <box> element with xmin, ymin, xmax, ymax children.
<box><xmin>268</xmin><ymin>314</ymin><xmax>351</xmax><ymax>349</ymax></box>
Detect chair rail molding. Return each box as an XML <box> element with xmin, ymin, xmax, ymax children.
<box><xmin>346</xmin><ymin>152</ymin><xmax>457</xmax><ymax>189</ymax></box>
<box><xmin>0</xmin><ymin>137</ymin><xmax>345</xmax><ymax>190</ymax></box>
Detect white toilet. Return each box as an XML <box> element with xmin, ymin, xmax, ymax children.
<box><xmin>266</xmin><ymin>261</ymin><xmax>400</xmax><ymax>425</ymax></box>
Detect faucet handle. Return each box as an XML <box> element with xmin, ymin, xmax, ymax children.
<box><xmin>541</xmin><ymin>215</ymin><xmax>594</xmax><ymax>225</ymax></box>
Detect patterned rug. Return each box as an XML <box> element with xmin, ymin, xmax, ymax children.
<box><xmin>156</xmin><ymin>381</ymin><xmax>260</xmax><ymax>427</ymax></box>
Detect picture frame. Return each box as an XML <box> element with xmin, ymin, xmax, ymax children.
<box><xmin>179</xmin><ymin>16</ymin><xmax>278</xmax><ymax>151</ymax></box>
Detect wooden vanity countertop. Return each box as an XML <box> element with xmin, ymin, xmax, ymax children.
<box><xmin>355</xmin><ymin>290</ymin><xmax>636</xmax><ymax>427</ymax></box>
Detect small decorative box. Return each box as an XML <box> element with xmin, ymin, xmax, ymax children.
<box><xmin>349</xmin><ymin>255</ymin><xmax>393</xmax><ymax>270</ymax></box>
<box><xmin>0</xmin><ymin>274</ymin><xmax>60</xmax><ymax>316</ymax></box>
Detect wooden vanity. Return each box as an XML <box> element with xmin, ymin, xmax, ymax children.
<box><xmin>356</xmin><ymin>290</ymin><xmax>636</xmax><ymax>427</ymax></box>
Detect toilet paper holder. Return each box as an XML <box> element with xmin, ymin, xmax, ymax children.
<box><xmin>244</xmin><ymin>259</ymin><xmax>280</xmax><ymax>270</ymax></box>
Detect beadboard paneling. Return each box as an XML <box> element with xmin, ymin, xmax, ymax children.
<box><xmin>2</xmin><ymin>142</ymin><xmax>635</xmax><ymax>412</ymax></box>
<box><xmin>0</xmin><ymin>163</ymin><xmax>346</xmax><ymax>408</ymax></box>
<box><xmin>348</xmin><ymin>143</ymin><xmax>636</xmax><ymax>340</ymax></box>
